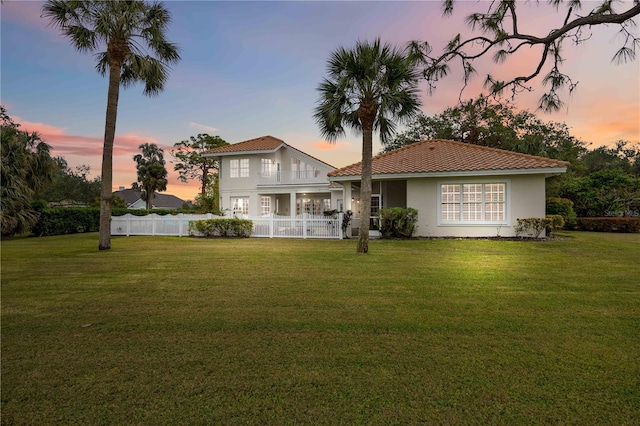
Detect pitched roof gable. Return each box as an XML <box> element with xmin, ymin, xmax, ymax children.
<box><xmin>204</xmin><ymin>135</ymin><xmax>336</xmax><ymax>168</ymax></box>
<box><xmin>328</xmin><ymin>139</ymin><xmax>569</xmax><ymax>178</ymax></box>
<box><xmin>204</xmin><ymin>135</ymin><xmax>284</xmax><ymax>154</ymax></box>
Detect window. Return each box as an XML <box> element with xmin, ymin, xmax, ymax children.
<box><xmin>261</xmin><ymin>159</ymin><xmax>271</xmax><ymax>176</ymax></box>
<box><xmin>230</xmin><ymin>159</ymin><xmax>249</xmax><ymax>178</ymax></box>
<box><xmin>440</xmin><ymin>183</ymin><xmax>506</xmax><ymax>223</ymax></box>
<box><xmin>291</xmin><ymin>156</ymin><xmax>318</xmax><ymax>179</ymax></box>
<box><xmin>296</xmin><ymin>197</ymin><xmax>328</xmax><ymax>215</ymax></box>
<box><xmin>231</xmin><ymin>197</ymin><xmax>249</xmax><ymax>215</ymax></box>
<box><xmin>371</xmin><ymin>195</ymin><xmax>381</xmax><ymax>217</ymax></box>
<box><xmin>260</xmin><ymin>196</ymin><xmax>271</xmax><ymax>216</ymax></box>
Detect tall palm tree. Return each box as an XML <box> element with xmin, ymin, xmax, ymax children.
<box><xmin>314</xmin><ymin>39</ymin><xmax>421</xmax><ymax>253</ymax></box>
<box><xmin>42</xmin><ymin>0</ymin><xmax>180</xmax><ymax>250</ymax></box>
<box><xmin>133</xmin><ymin>143</ymin><xmax>168</xmax><ymax>209</ymax></box>
<box><xmin>1</xmin><ymin>120</ymin><xmax>57</xmax><ymax>237</ymax></box>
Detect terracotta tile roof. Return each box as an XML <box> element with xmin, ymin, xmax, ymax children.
<box><xmin>205</xmin><ymin>135</ymin><xmax>284</xmax><ymax>154</ymax></box>
<box><xmin>328</xmin><ymin>139</ymin><xmax>569</xmax><ymax>178</ymax></box>
<box><xmin>204</xmin><ymin>135</ymin><xmax>336</xmax><ymax>168</ymax></box>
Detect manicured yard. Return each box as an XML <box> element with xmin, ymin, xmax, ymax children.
<box><xmin>2</xmin><ymin>232</ymin><xmax>639</xmax><ymax>424</ymax></box>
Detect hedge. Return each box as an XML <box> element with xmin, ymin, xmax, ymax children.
<box><xmin>576</xmin><ymin>217</ymin><xmax>640</xmax><ymax>233</ymax></box>
<box><xmin>189</xmin><ymin>218</ymin><xmax>253</xmax><ymax>237</ymax></box>
<box><xmin>32</xmin><ymin>208</ymin><xmax>199</xmax><ymax>237</ymax></box>
<box><xmin>32</xmin><ymin>207</ymin><xmax>100</xmax><ymax>237</ymax></box>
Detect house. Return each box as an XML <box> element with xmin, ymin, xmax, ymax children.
<box><xmin>203</xmin><ymin>136</ymin><xmax>336</xmax><ymax>216</ymax></box>
<box><xmin>113</xmin><ymin>188</ymin><xmax>188</xmax><ymax>210</ymax></box>
<box><xmin>203</xmin><ymin>136</ymin><xmax>568</xmax><ymax>238</ymax></box>
<box><xmin>328</xmin><ymin>139</ymin><xmax>569</xmax><ymax>238</ymax></box>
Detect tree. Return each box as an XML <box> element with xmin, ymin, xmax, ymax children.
<box><xmin>580</xmin><ymin>140</ymin><xmax>639</xmax><ymax>176</ymax></box>
<box><xmin>171</xmin><ymin>134</ymin><xmax>228</xmax><ymax>198</ymax></box>
<box><xmin>314</xmin><ymin>39</ymin><xmax>421</xmax><ymax>253</ymax></box>
<box><xmin>408</xmin><ymin>1</ymin><xmax>640</xmax><ymax>111</ymax></box>
<box><xmin>133</xmin><ymin>143</ymin><xmax>168</xmax><ymax>209</ymax></box>
<box><xmin>43</xmin><ymin>0</ymin><xmax>180</xmax><ymax>250</ymax></box>
<box><xmin>555</xmin><ymin>169</ymin><xmax>640</xmax><ymax>217</ymax></box>
<box><xmin>1</xmin><ymin>107</ymin><xmax>57</xmax><ymax>237</ymax></box>
<box><xmin>44</xmin><ymin>158</ymin><xmax>101</xmax><ymax>205</ymax></box>
<box><xmin>384</xmin><ymin>96</ymin><xmax>586</xmax><ymax>162</ymax></box>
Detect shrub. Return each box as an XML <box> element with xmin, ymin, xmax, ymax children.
<box><xmin>546</xmin><ymin>197</ymin><xmax>577</xmax><ymax>229</ymax></box>
<box><xmin>545</xmin><ymin>215</ymin><xmax>565</xmax><ymax>237</ymax></box>
<box><xmin>515</xmin><ymin>217</ymin><xmax>550</xmax><ymax>238</ymax></box>
<box><xmin>576</xmin><ymin>217</ymin><xmax>640</xmax><ymax>233</ymax></box>
<box><xmin>188</xmin><ymin>218</ymin><xmax>253</xmax><ymax>237</ymax></box>
<box><xmin>32</xmin><ymin>207</ymin><xmax>100</xmax><ymax>237</ymax></box>
<box><xmin>378</xmin><ymin>207</ymin><xmax>418</xmax><ymax>239</ymax></box>
<box><xmin>341</xmin><ymin>210</ymin><xmax>353</xmax><ymax>239</ymax></box>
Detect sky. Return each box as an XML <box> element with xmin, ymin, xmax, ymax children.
<box><xmin>2</xmin><ymin>0</ymin><xmax>639</xmax><ymax>202</ymax></box>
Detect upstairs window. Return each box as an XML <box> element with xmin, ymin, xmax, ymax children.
<box><xmin>261</xmin><ymin>158</ymin><xmax>272</xmax><ymax>176</ymax></box>
<box><xmin>291</xmin><ymin>156</ymin><xmax>319</xmax><ymax>179</ymax></box>
<box><xmin>230</xmin><ymin>159</ymin><xmax>249</xmax><ymax>178</ymax></box>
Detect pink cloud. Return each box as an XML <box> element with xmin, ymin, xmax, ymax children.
<box><xmin>17</xmin><ymin>118</ymin><xmax>167</xmax><ymax>157</ymax></box>
<box><xmin>15</xmin><ymin>118</ymin><xmax>193</xmax><ymax>197</ymax></box>
<box><xmin>313</xmin><ymin>140</ymin><xmax>340</xmax><ymax>151</ymax></box>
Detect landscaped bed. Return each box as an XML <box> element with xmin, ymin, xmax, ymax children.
<box><xmin>2</xmin><ymin>232</ymin><xmax>638</xmax><ymax>424</ymax></box>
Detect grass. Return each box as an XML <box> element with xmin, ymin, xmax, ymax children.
<box><xmin>1</xmin><ymin>232</ymin><xmax>639</xmax><ymax>425</ymax></box>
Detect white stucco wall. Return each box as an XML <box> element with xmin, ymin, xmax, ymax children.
<box><xmin>407</xmin><ymin>174</ymin><xmax>547</xmax><ymax>237</ymax></box>
<box><xmin>217</xmin><ymin>146</ymin><xmax>337</xmax><ymax>216</ymax></box>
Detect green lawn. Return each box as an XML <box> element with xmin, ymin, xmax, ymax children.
<box><xmin>2</xmin><ymin>232</ymin><xmax>639</xmax><ymax>425</ymax></box>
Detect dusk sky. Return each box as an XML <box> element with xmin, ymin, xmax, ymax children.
<box><xmin>2</xmin><ymin>0</ymin><xmax>638</xmax><ymax>201</ymax></box>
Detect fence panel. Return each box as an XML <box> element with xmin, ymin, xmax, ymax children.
<box><xmin>111</xmin><ymin>213</ymin><xmax>343</xmax><ymax>239</ymax></box>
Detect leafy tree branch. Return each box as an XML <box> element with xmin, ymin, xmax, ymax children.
<box><xmin>409</xmin><ymin>0</ymin><xmax>640</xmax><ymax>111</ymax></box>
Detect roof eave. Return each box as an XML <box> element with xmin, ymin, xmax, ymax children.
<box><xmin>203</xmin><ymin>143</ymin><xmax>285</xmax><ymax>157</ymax></box>
<box><xmin>328</xmin><ymin>166</ymin><xmax>568</xmax><ymax>181</ymax></box>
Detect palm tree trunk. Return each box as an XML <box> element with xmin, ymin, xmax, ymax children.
<box><xmin>98</xmin><ymin>63</ymin><xmax>122</xmax><ymax>250</ymax></box>
<box><xmin>357</xmin><ymin>128</ymin><xmax>373</xmax><ymax>254</ymax></box>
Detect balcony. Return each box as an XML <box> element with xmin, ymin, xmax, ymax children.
<box><xmin>256</xmin><ymin>171</ymin><xmax>329</xmax><ymax>186</ymax></box>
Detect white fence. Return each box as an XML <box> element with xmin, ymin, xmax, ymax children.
<box><xmin>111</xmin><ymin>213</ymin><xmax>344</xmax><ymax>239</ymax></box>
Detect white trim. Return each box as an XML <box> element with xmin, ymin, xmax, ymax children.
<box><xmin>203</xmin><ymin>144</ymin><xmax>284</xmax><ymax>157</ymax></box>
<box><xmin>436</xmin><ymin>179</ymin><xmax>511</xmax><ymax>226</ymax></box>
<box><xmin>204</xmin><ymin>142</ymin><xmax>336</xmax><ymax>169</ymax></box>
<box><xmin>328</xmin><ymin>167</ymin><xmax>567</xmax><ymax>182</ymax></box>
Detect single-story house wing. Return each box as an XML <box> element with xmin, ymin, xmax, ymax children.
<box><xmin>328</xmin><ymin>139</ymin><xmax>569</xmax><ymax>238</ymax></box>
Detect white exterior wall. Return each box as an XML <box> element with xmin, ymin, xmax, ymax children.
<box><xmin>217</xmin><ymin>146</ymin><xmax>337</xmax><ymax>216</ymax></box>
<box><xmin>407</xmin><ymin>174</ymin><xmax>547</xmax><ymax>237</ymax></box>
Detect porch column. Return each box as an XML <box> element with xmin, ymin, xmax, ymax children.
<box><xmin>290</xmin><ymin>191</ymin><xmax>297</xmax><ymax>216</ymax></box>
<box><xmin>343</xmin><ymin>182</ymin><xmax>352</xmax><ymax>211</ymax></box>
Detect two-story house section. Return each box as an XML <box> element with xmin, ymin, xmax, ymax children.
<box><xmin>203</xmin><ymin>136</ymin><xmax>338</xmax><ymax>217</ymax></box>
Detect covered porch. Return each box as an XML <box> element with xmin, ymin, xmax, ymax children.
<box><xmin>336</xmin><ymin>180</ymin><xmax>407</xmax><ymax>236</ymax></box>
<box><xmin>261</xmin><ymin>191</ymin><xmax>332</xmax><ymax>216</ymax></box>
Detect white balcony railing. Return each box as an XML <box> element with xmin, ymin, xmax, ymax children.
<box><xmin>256</xmin><ymin>171</ymin><xmax>328</xmax><ymax>186</ymax></box>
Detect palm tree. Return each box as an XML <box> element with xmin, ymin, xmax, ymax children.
<box><xmin>42</xmin><ymin>0</ymin><xmax>180</xmax><ymax>250</ymax></box>
<box><xmin>314</xmin><ymin>39</ymin><xmax>421</xmax><ymax>253</ymax></box>
<box><xmin>133</xmin><ymin>143</ymin><xmax>168</xmax><ymax>209</ymax></box>
<box><xmin>1</xmin><ymin>108</ymin><xmax>57</xmax><ymax>237</ymax></box>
